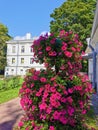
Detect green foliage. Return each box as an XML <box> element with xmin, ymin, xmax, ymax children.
<box><xmin>50</xmin><ymin>0</ymin><xmax>96</xmax><ymax>72</ymax></box>
<box><xmin>0</xmin><ymin>23</ymin><xmax>11</xmax><ymax>72</ymax></box>
<box><xmin>50</xmin><ymin>0</ymin><xmax>96</xmax><ymax>52</ymax></box>
<box><xmin>0</xmin><ymin>76</ymin><xmax>23</xmax><ymax>91</ymax></box>
<box><xmin>0</xmin><ymin>76</ymin><xmax>23</xmax><ymax>104</ymax></box>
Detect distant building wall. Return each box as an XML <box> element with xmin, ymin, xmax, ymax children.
<box><xmin>5</xmin><ymin>34</ymin><xmax>44</xmax><ymax>77</ymax></box>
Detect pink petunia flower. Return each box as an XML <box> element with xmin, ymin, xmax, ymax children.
<box><xmin>32</xmin><ymin>105</ymin><xmax>36</xmax><ymax>111</ymax></box>
<box><xmin>61</xmin><ymin>45</ymin><xmax>67</xmax><ymax>51</ymax></box>
<box><xmin>18</xmin><ymin>121</ymin><xmax>24</xmax><ymax>127</ymax></box>
<box><xmin>46</xmin><ymin>46</ymin><xmax>51</xmax><ymax>51</ymax></box>
<box><xmin>40</xmin><ymin>77</ymin><xmax>47</xmax><ymax>82</ymax></box>
<box><xmin>66</xmin><ymin>96</ymin><xmax>73</xmax><ymax>104</ymax></box>
<box><xmin>39</xmin><ymin>102</ymin><xmax>47</xmax><ymax>110</ymax></box>
<box><xmin>50</xmin><ymin>87</ymin><xmax>56</xmax><ymax>93</ymax></box>
<box><xmin>82</xmin><ymin>109</ymin><xmax>87</xmax><ymax>114</ymax></box>
<box><xmin>53</xmin><ymin>111</ymin><xmax>60</xmax><ymax>120</ymax></box>
<box><xmin>71</xmin><ymin>47</ymin><xmax>76</xmax><ymax>52</ymax></box>
<box><xmin>59</xmin><ymin>116</ymin><xmax>67</xmax><ymax>124</ymax></box>
<box><xmin>46</xmin><ymin>106</ymin><xmax>52</xmax><ymax>114</ymax></box>
<box><xmin>68</xmin><ymin>106</ymin><xmax>74</xmax><ymax>116</ymax></box>
<box><xmin>49</xmin><ymin>126</ymin><xmax>55</xmax><ymax>130</ymax></box>
<box><xmin>64</xmin><ymin>51</ymin><xmax>72</xmax><ymax>57</ymax></box>
<box><xmin>31</xmin><ymin>83</ymin><xmax>34</xmax><ymax>88</ymax></box>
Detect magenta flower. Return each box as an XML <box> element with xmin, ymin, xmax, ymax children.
<box><xmin>50</xmin><ymin>87</ymin><xmax>56</xmax><ymax>93</ymax></box>
<box><xmin>50</xmin><ymin>38</ymin><xmax>56</xmax><ymax>44</ymax></box>
<box><xmin>50</xmin><ymin>77</ymin><xmax>56</xmax><ymax>81</ymax></box>
<box><xmin>40</xmin><ymin>77</ymin><xmax>47</xmax><ymax>82</ymax></box>
<box><xmin>66</xmin><ymin>96</ymin><xmax>73</xmax><ymax>104</ymax></box>
<box><xmin>71</xmin><ymin>47</ymin><xmax>76</xmax><ymax>52</ymax></box>
<box><xmin>61</xmin><ymin>45</ymin><xmax>67</xmax><ymax>51</ymax></box>
<box><xmin>18</xmin><ymin>121</ymin><xmax>24</xmax><ymax>127</ymax></box>
<box><xmin>40</xmin><ymin>114</ymin><xmax>46</xmax><ymax>120</ymax></box>
<box><xmin>48</xmin><ymin>51</ymin><xmax>57</xmax><ymax>56</ymax></box>
<box><xmin>68</xmin><ymin>88</ymin><xmax>73</xmax><ymax>94</ymax></box>
<box><xmin>31</xmin><ymin>83</ymin><xmax>34</xmax><ymax>88</ymax></box>
<box><xmin>39</xmin><ymin>102</ymin><xmax>47</xmax><ymax>110</ymax></box>
<box><xmin>32</xmin><ymin>75</ymin><xmax>38</xmax><ymax>81</ymax></box>
<box><xmin>82</xmin><ymin>109</ymin><xmax>87</xmax><ymax>114</ymax></box>
<box><xmin>46</xmin><ymin>106</ymin><xmax>52</xmax><ymax>114</ymax></box>
<box><xmin>38</xmin><ymin>51</ymin><xmax>43</xmax><ymax>55</ymax></box>
<box><xmin>46</xmin><ymin>46</ymin><xmax>51</xmax><ymax>51</ymax></box>
<box><xmin>60</xmin><ymin>65</ymin><xmax>65</xmax><ymax>70</ymax></box>
<box><xmin>49</xmin><ymin>126</ymin><xmax>55</xmax><ymax>130</ymax></box>
<box><xmin>43</xmin><ymin>91</ymin><xmax>49</xmax><ymax>98</ymax></box>
<box><xmin>64</xmin><ymin>51</ymin><xmax>72</xmax><ymax>57</ymax></box>
<box><xmin>55</xmin><ymin>92</ymin><xmax>61</xmax><ymax>100</ymax></box>
<box><xmin>60</xmin><ymin>97</ymin><xmax>66</xmax><ymax>103</ymax></box>
<box><xmin>68</xmin><ymin>106</ymin><xmax>74</xmax><ymax>116</ymax></box>
<box><xmin>59</xmin><ymin>116</ymin><xmax>67</xmax><ymax>124</ymax></box>
<box><xmin>36</xmin><ymin>91</ymin><xmax>41</xmax><ymax>97</ymax></box>
<box><xmin>53</xmin><ymin>111</ymin><xmax>60</xmax><ymax>120</ymax></box>
<box><xmin>32</xmin><ymin>105</ymin><xmax>36</xmax><ymax>111</ymax></box>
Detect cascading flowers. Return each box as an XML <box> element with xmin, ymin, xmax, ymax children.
<box><xmin>18</xmin><ymin>30</ymin><xmax>93</xmax><ymax>130</ymax></box>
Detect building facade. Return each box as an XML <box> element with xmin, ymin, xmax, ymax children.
<box><xmin>85</xmin><ymin>0</ymin><xmax>98</xmax><ymax>92</ymax></box>
<box><xmin>4</xmin><ymin>34</ymin><xmax>44</xmax><ymax>77</ymax></box>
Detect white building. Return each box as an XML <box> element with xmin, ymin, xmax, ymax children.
<box><xmin>84</xmin><ymin>0</ymin><xmax>98</xmax><ymax>92</ymax></box>
<box><xmin>4</xmin><ymin>33</ymin><xmax>44</xmax><ymax>77</ymax></box>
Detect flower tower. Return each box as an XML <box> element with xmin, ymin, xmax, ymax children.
<box><xmin>18</xmin><ymin>30</ymin><xmax>92</xmax><ymax>130</ymax></box>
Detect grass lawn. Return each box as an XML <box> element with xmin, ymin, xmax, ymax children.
<box><xmin>0</xmin><ymin>76</ymin><xmax>23</xmax><ymax>104</ymax></box>
<box><xmin>0</xmin><ymin>87</ymin><xmax>20</xmax><ymax>104</ymax></box>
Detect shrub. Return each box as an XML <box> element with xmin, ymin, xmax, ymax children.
<box><xmin>18</xmin><ymin>30</ymin><xmax>93</xmax><ymax>130</ymax></box>
<box><xmin>0</xmin><ymin>76</ymin><xmax>23</xmax><ymax>91</ymax></box>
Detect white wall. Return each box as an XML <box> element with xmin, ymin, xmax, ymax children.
<box><xmin>5</xmin><ymin>39</ymin><xmax>44</xmax><ymax>77</ymax></box>
<box><xmin>88</xmin><ymin>59</ymin><xmax>93</xmax><ymax>81</ymax></box>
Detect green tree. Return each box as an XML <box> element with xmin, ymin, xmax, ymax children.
<box><xmin>50</xmin><ymin>0</ymin><xmax>96</xmax><ymax>51</ymax></box>
<box><xmin>50</xmin><ymin>0</ymin><xmax>96</xmax><ymax>72</ymax></box>
<box><xmin>0</xmin><ymin>23</ymin><xmax>11</xmax><ymax>74</ymax></box>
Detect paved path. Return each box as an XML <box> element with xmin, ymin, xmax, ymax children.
<box><xmin>0</xmin><ymin>98</ymin><xmax>24</xmax><ymax>130</ymax></box>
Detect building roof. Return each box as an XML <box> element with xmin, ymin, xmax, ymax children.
<box><xmin>6</xmin><ymin>33</ymin><xmax>38</xmax><ymax>44</ymax></box>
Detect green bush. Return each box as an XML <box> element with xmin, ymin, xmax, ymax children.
<box><xmin>0</xmin><ymin>76</ymin><xmax>23</xmax><ymax>91</ymax></box>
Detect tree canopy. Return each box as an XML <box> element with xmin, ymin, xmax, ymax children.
<box><xmin>50</xmin><ymin>0</ymin><xmax>96</xmax><ymax>51</ymax></box>
<box><xmin>0</xmin><ymin>23</ymin><xmax>11</xmax><ymax>73</ymax></box>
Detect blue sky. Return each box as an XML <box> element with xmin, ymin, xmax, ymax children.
<box><xmin>0</xmin><ymin>0</ymin><xmax>65</xmax><ymax>38</ymax></box>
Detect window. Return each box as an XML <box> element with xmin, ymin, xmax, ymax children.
<box><xmin>6</xmin><ymin>68</ymin><xmax>9</xmax><ymax>71</ymax></box>
<box><xmin>20</xmin><ymin>69</ymin><xmax>23</xmax><ymax>71</ymax></box>
<box><xmin>30</xmin><ymin>58</ymin><xmax>33</xmax><ymax>64</ymax></box>
<box><xmin>11</xmin><ymin>69</ymin><xmax>14</xmax><ymax>72</ymax></box>
<box><xmin>12</xmin><ymin>58</ymin><xmax>15</xmax><ymax>64</ymax></box>
<box><xmin>30</xmin><ymin>47</ymin><xmax>33</xmax><ymax>52</ymax></box>
<box><xmin>21</xmin><ymin>46</ymin><xmax>25</xmax><ymax>53</ymax></box>
<box><xmin>21</xmin><ymin>58</ymin><xmax>24</xmax><ymax>64</ymax></box>
<box><xmin>12</xmin><ymin>46</ymin><xmax>16</xmax><ymax>53</ymax></box>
